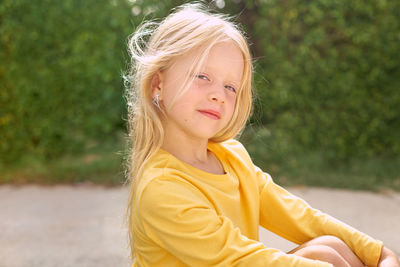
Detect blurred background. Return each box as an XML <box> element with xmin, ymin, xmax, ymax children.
<box><xmin>1</xmin><ymin>0</ymin><xmax>399</xmax><ymax>192</ymax></box>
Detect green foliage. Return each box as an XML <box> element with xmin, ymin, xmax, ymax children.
<box><xmin>0</xmin><ymin>135</ymin><xmax>126</xmax><ymax>185</ymax></box>
<box><xmin>240</xmin><ymin>126</ymin><xmax>400</xmax><ymax>191</ymax></box>
<box><xmin>0</xmin><ymin>0</ymin><xmax>133</xmax><ymax>163</ymax></box>
<box><xmin>1</xmin><ymin>0</ymin><xmax>399</xmax><ymax>186</ymax></box>
<box><xmin>229</xmin><ymin>0</ymin><xmax>400</xmax><ymax>159</ymax></box>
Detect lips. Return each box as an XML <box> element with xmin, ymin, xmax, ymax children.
<box><xmin>198</xmin><ymin>109</ymin><xmax>221</xmax><ymax>120</ymax></box>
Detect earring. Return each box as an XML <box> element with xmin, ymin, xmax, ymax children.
<box><xmin>153</xmin><ymin>93</ymin><xmax>160</xmax><ymax>109</ymax></box>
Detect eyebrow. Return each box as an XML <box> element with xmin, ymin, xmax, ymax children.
<box><xmin>200</xmin><ymin>66</ymin><xmax>242</xmax><ymax>86</ymax></box>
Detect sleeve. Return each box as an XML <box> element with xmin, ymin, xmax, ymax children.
<box><xmin>138</xmin><ymin>176</ymin><xmax>333</xmax><ymax>267</ymax></box>
<box><xmin>255</xmin><ymin>167</ymin><xmax>383</xmax><ymax>267</ymax></box>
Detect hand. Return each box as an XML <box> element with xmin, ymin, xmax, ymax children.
<box><xmin>378</xmin><ymin>246</ymin><xmax>400</xmax><ymax>267</ymax></box>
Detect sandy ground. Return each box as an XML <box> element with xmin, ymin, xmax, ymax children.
<box><xmin>0</xmin><ymin>185</ymin><xmax>399</xmax><ymax>267</ymax></box>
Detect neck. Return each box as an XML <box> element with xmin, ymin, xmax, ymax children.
<box><xmin>162</xmin><ymin>130</ymin><xmax>209</xmax><ymax>165</ymax></box>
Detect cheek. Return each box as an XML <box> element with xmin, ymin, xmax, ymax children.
<box><xmin>169</xmin><ymin>102</ymin><xmax>194</xmax><ymax>120</ymax></box>
<box><xmin>227</xmin><ymin>95</ymin><xmax>237</xmax><ymax>115</ymax></box>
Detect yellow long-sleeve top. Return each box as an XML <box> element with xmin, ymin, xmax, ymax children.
<box><xmin>131</xmin><ymin>139</ymin><xmax>382</xmax><ymax>266</ymax></box>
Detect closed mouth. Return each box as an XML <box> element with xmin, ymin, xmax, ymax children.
<box><xmin>198</xmin><ymin>109</ymin><xmax>221</xmax><ymax>120</ymax></box>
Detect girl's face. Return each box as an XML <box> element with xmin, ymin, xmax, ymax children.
<box><xmin>156</xmin><ymin>41</ymin><xmax>244</xmax><ymax>142</ymax></box>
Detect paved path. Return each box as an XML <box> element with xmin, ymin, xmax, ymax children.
<box><xmin>0</xmin><ymin>185</ymin><xmax>399</xmax><ymax>267</ymax></box>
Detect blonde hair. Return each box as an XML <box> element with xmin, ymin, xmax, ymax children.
<box><xmin>125</xmin><ymin>2</ymin><xmax>253</xmax><ymax>258</ymax></box>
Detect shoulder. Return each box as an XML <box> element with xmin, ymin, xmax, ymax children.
<box><xmin>140</xmin><ymin>175</ymin><xmax>209</xmax><ymax>206</ymax></box>
<box><xmin>218</xmin><ymin>139</ymin><xmax>247</xmax><ymax>152</ymax></box>
<box><xmin>134</xmin><ymin>150</ymin><xmax>207</xmax><ymax>205</ymax></box>
<box><xmin>209</xmin><ymin>139</ymin><xmax>254</xmax><ymax>167</ymax></box>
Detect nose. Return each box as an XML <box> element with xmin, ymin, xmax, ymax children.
<box><xmin>208</xmin><ymin>84</ymin><xmax>225</xmax><ymax>104</ymax></box>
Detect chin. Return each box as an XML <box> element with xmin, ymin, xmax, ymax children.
<box><xmin>191</xmin><ymin>130</ymin><xmax>219</xmax><ymax>140</ymax></box>
<box><xmin>187</xmin><ymin>124</ymin><xmax>225</xmax><ymax>140</ymax></box>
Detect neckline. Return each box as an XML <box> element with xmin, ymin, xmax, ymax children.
<box><xmin>158</xmin><ymin>142</ymin><xmax>230</xmax><ymax>178</ymax></box>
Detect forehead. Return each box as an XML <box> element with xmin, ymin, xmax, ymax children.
<box><xmin>168</xmin><ymin>41</ymin><xmax>244</xmax><ymax>83</ymax></box>
<box><xmin>202</xmin><ymin>42</ymin><xmax>244</xmax><ymax>79</ymax></box>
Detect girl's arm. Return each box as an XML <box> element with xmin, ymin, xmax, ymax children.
<box><xmin>255</xmin><ymin>168</ymin><xmax>383</xmax><ymax>267</ymax></box>
<box><xmin>378</xmin><ymin>246</ymin><xmax>400</xmax><ymax>267</ymax></box>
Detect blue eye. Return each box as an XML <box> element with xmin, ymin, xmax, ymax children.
<box><xmin>225</xmin><ymin>85</ymin><xmax>236</xmax><ymax>93</ymax></box>
<box><xmin>196</xmin><ymin>74</ymin><xmax>209</xmax><ymax>81</ymax></box>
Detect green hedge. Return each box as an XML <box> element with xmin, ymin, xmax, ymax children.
<box><xmin>233</xmin><ymin>0</ymin><xmax>400</xmax><ymax>159</ymax></box>
<box><xmin>1</xmin><ymin>0</ymin><xmax>399</xmax><ymax>168</ymax></box>
<box><xmin>0</xmin><ymin>0</ymin><xmax>133</xmax><ymax>164</ymax></box>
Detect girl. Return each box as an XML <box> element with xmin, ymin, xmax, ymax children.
<box><xmin>125</xmin><ymin>3</ymin><xmax>399</xmax><ymax>267</ymax></box>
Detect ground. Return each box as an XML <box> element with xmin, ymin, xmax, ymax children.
<box><xmin>0</xmin><ymin>185</ymin><xmax>399</xmax><ymax>267</ymax></box>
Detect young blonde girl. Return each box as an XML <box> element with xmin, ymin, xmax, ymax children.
<box><xmin>126</xmin><ymin>3</ymin><xmax>399</xmax><ymax>267</ymax></box>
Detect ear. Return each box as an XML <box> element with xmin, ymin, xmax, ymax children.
<box><xmin>151</xmin><ymin>71</ymin><xmax>163</xmax><ymax>99</ymax></box>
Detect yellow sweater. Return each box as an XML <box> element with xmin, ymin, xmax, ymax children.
<box><xmin>131</xmin><ymin>139</ymin><xmax>382</xmax><ymax>266</ymax></box>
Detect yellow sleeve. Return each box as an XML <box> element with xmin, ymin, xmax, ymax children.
<box><xmin>138</xmin><ymin>176</ymin><xmax>333</xmax><ymax>267</ymax></box>
<box><xmin>256</xmin><ymin>168</ymin><xmax>383</xmax><ymax>267</ymax></box>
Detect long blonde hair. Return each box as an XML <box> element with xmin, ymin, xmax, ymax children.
<box><xmin>125</xmin><ymin>2</ymin><xmax>253</xmax><ymax>258</ymax></box>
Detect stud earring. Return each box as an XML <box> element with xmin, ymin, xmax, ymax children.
<box><xmin>153</xmin><ymin>93</ymin><xmax>160</xmax><ymax>109</ymax></box>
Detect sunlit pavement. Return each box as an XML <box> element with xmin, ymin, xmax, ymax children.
<box><xmin>1</xmin><ymin>185</ymin><xmax>399</xmax><ymax>267</ymax></box>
